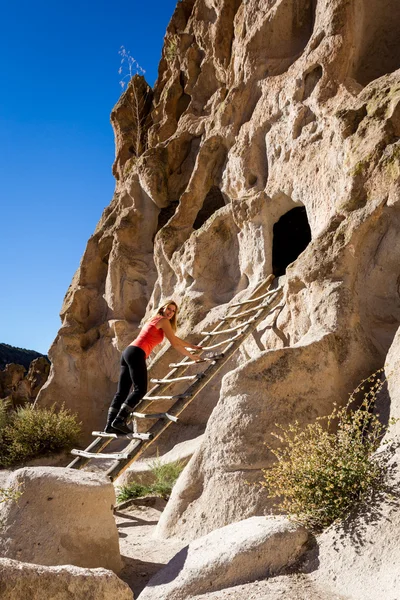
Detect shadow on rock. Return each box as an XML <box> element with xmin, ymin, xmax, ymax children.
<box><xmin>120</xmin><ymin>555</ymin><xmax>171</xmax><ymax>598</ymax></box>
<box><xmin>329</xmin><ymin>446</ymin><xmax>400</xmax><ymax>553</ymax></box>
<box><xmin>115</xmin><ymin>510</ymin><xmax>159</xmax><ymax>527</ymax></box>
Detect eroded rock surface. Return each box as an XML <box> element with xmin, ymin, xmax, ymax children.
<box><xmin>309</xmin><ymin>328</ymin><xmax>400</xmax><ymax>600</ymax></box>
<box><xmin>0</xmin><ymin>558</ymin><xmax>133</xmax><ymax>600</ymax></box>
<box><xmin>139</xmin><ymin>516</ymin><xmax>309</xmax><ymax>600</ymax></box>
<box><xmin>0</xmin><ymin>357</ymin><xmax>50</xmax><ymax>407</ymax></box>
<box><xmin>0</xmin><ymin>467</ymin><xmax>122</xmax><ymax>573</ymax></box>
<box><xmin>35</xmin><ymin>0</ymin><xmax>400</xmax><ymax>548</ymax></box>
<box><xmin>312</xmin><ymin>445</ymin><xmax>400</xmax><ymax>600</ymax></box>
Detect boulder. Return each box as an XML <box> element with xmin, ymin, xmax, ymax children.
<box><xmin>139</xmin><ymin>516</ymin><xmax>309</xmax><ymax>600</ymax></box>
<box><xmin>0</xmin><ymin>558</ymin><xmax>133</xmax><ymax>600</ymax></box>
<box><xmin>0</xmin><ymin>467</ymin><xmax>123</xmax><ymax>573</ymax></box>
<box><xmin>156</xmin><ymin>324</ymin><xmax>379</xmax><ymax>541</ymax></box>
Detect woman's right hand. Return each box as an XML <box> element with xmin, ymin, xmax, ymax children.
<box><xmin>191</xmin><ymin>353</ymin><xmax>203</xmax><ymax>362</ymax></box>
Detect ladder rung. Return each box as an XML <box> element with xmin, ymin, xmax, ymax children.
<box><xmin>150</xmin><ymin>374</ymin><xmax>198</xmax><ymax>383</ymax></box>
<box><xmin>231</xmin><ymin>287</ymin><xmax>281</xmax><ymax>307</ymax></box>
<box><xmin>201</xmin><ymin>317</ymin><xmax>256</xmax><ymax>336</ymax></box>
<box><xmin>201</xmin><ymin>332</ymin><xmax>242</xmax><ymax>350</ymax></box>
<box><xmin>70</xmin><ymin>449</ymin><xmax>131</xmax><ymax>460</ymax></box>
<box><xmin>92</xmin><ymin>431</ymin><xmax>153</xmax><ymax>441</ymax></box>
<box><xmin>168</xmin><ymin>354</ymin><xmax>223</xmax><ymax>367</ymax></box>
<box><xmin>223</xmin><ymin>304</ymin><xmax>265</xmax><ymax>320</ymax></box>
<box><xmin>142</xmin><ymin>392</ymin><xmax>192</xmax><ymax>401</ymax></box>
<box><xmin>132</xmin><ymin>412</ymin><xmax>179</xmax><ymax>422</ymax></box>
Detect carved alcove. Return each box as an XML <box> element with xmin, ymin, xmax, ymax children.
<box><xmin>272</xmin><ymin>206</ymin><xmax>312</xmax><ymax>276</ymax></box>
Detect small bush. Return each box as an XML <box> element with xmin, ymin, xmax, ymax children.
<box><xmin>0</xmin><ymin>404</ymin><xmax>81</xmax><ymax>467</ymax></box>
<box><xmin>0</xmin><ymin>399</ymin><xmax>10</xmax><ymax>430</ymax></box>
<box><xmin>164</xmin><ymin>35</ymin><xmax>179</xmax><ymax>61</ymax></box>
<box><xmin>117</xmin><ymin>458</ymin><xmax>185</xmax><ymax>503</ymax></box>
<box><xmin>117</xmin><ymin>482</ymin><xmax>148</xmax><ymax>502</ymax></box>
<box><xmin>261</xmin><ymin>370</ymin><xmax>390</xmax><ymax>531</ymax></box>
<box><xmin>0</xmin><ymin>486</ymin><xmax>22</xmax><ymax>504</ymax></box>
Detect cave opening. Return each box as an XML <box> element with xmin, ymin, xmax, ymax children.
<box><xmin>193</xmin><ymin>186</ymin><xmax>226</xmax><ymax>230</ymax></box>
<box><xmin>272</xmin><ymin>206</ymin><xmax>312</xmax><ymax>276</ymax></box>
<box><xmin>352</xmin><ymin>0</ymin><xmax>400</xmax><ymax>86</ymax></box>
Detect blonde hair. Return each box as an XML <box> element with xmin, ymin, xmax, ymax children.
<box><xmin>155</xmin><ymin>300</ymin><xmax>178</xmax><ymax>331</ymax></box>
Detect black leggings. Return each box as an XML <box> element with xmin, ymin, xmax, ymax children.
<box><xmin>107</xmin><ymin>346</ymin><xmax>147</xmax><ymax>422</ymax></box>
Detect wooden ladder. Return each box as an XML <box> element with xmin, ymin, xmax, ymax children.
<box><xmin>67</xmin><ymin>275</ymin><xmax>283</xmax><ymax>480</ymax></box>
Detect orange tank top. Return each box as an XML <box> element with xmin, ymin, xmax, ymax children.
<box><xmin>130</xmin><ymin>315</ymin><xmax>165</xmax><ymax>358</ymax></box>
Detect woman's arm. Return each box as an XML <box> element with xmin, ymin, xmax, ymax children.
<box><xmin>173</xmin><ymin>335</ymin><xmax>202</xmax><ymax>350</ymax></box>
<box><xmin>157</xmin><ymin>319</ymin><xmax>203</xmax><ymax>360</ymax></box>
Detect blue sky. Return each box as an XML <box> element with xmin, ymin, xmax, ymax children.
<box><xmin>0</xmin><ymin>0</ymin><xmax>177</xmax><ymax>354</ymax></box>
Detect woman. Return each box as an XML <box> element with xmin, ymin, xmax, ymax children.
<box><xmin>104</xmin><ymin>300</ymin><xmax>202</xmax><ymax>434</ymax></box>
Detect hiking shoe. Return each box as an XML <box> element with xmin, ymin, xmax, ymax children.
<box><xmin>111</xmin><ymin>418</ymin><xmax>132</xmax><ymax>435</ymax></box>
<box><xmin>103</xmin><ymin>424</ymin><xmax>119</xmax><ymax>434</ymax></box>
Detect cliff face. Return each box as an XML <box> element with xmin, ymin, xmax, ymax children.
<box><xmin>37</xmin><ymin>0</ymin><xmax>400</xmax><ymax>538</ymax></box>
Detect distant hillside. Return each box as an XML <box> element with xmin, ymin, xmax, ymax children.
<box><xmin>0</xmin><ymin>343</ymin><xmax>49</xmax><ymax>371</ymax></box>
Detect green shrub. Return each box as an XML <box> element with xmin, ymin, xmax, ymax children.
<box><xmin>0</xmin><ymin>486</ymin><xmax>22</xmax><ymax>504</ymax></box>
<box><xmin>117</xmin><ymin>482</ymin><xmax>148</xmax><ymax>502</ymax></box>
<box><xmin>261</xmin><ymin>369</ymin><xmax>390</xmax><ymax>531</ymax></box>
<box><xmin>117</xmin><ymin>458</ymin><xmax>185</xmax><ymax>503</ymax></box>
<box><xmin>0</xmin><ymin>399</ymin><xmax>10</xmax><ymax>430</ymax></box>
<box><xmin>150</xmin><ymin>458</ymin><xmax>185</xmax><ymax>489</ymax></box>
<box><xmin>0</xmin><ymin>404</ymin><xmax>81</xmax><ymax>467</ymax></box>
<box><xmin>164</xmin><ymin>34</ymin><xmax>179</xmax><ymax>61</ymax></box>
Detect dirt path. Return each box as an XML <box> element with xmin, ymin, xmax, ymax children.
<box><xmin>114</xmin><ymin>497</ymin><xmax>184</xmax><ymax>598</ymax></box>
<box><xmin>114</xmin><ymin>498</ymin><xmax>347</xmax><ymax>600</ymax></box>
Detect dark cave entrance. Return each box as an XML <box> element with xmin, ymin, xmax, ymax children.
<box><xmin>272</xmin><ymin>206</ymin><xmax>312</xmax><ymax>277</ymax></box>
<box><xmin>193</xmin><ymin>186</ymin><xmax>226</xmax><ymax>230</ymax></box>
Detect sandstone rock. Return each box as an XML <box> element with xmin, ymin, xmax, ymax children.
<box><xmin>313</xmin><ymin>445</ymin><xmax>400</xmax><ymax>600</ymax></box>
<box><xmin>311</xmin><ymin>330</ymin><xmax>400</xmax><ymax>599</ymax></box>
<box><xmin>0</xmin><ymin>357</ymin><xmax>50</xmax><ymax>408</ymax></box>
<box><xmin>24</xmin><ymin>356</ymin><xmax>51</xmax><ymax>398</ymax></box>
<box><xmin>188</xmin><ymin>575</ymin><xmax>349</xmax><ymax>600</ymax></box>
<box><xmin>0</xmin><ymin>362</ymin><xmax>25</xmax><ymax>392</ymax></box>
<box><xmin>35</xmin><ymin>0</ymin><xmax>400</xmax><ymax>553</ymax></box>
<box><xmin>139</xmin><ymin>516</ymin><xmax>309</xmax><ymax>600</ymax></box>
<box><xmin>0</xmin><ymin>558</ymin><xmax>133</xmax><ymax>600</ymax></box>
<box><xmin>156</xmin><ymin>316</ymin><xmax>380</xmax><ymax>541</ymax></box>
<box><xmin>0</xmin><ymin>467</ymin><xmax>123</xmax><ymax>573</ymax></box>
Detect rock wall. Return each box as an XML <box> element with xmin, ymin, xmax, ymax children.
<box><xmin>36</xmin><ymin>0</ymin><xmax>400</xmax><ymax>540</ymax></box>
<box><xmin>311</xmin><ymin>329</ymin><xmax>400</xmax><ymax>600</ymax></box>
<box><xmin>0</xmin><ymin>358</ymin><xmax>50</xmax><ymax>408</ymax></box>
